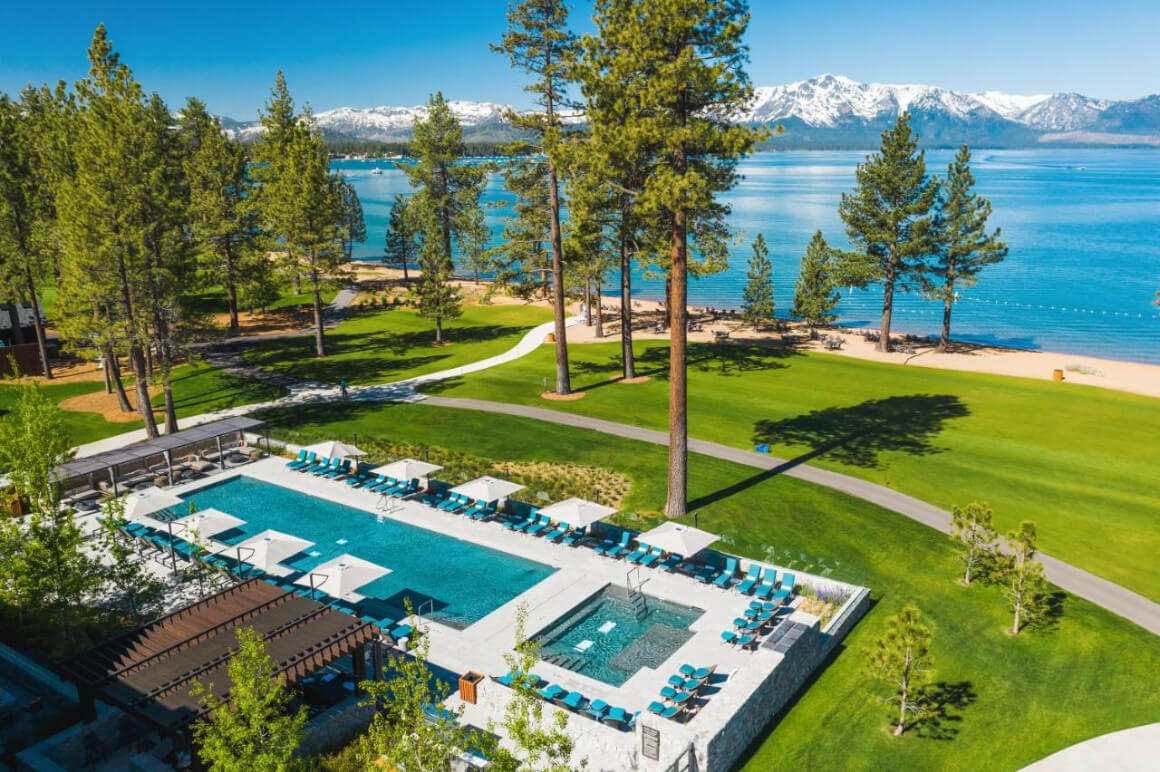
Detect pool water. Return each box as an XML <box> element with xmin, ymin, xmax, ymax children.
<box><xmin>535</xmin><ymin>585</ymin><xmax>703</xmax><ymax>686</ymax></box>
<box><xmin>179</xmin><ymin>476</ymin><xmax>555</xmax><ymax>629</ymax></box>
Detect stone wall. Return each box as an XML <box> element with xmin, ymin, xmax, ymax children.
<box><xmin>296</xmin><ymin>697</ymin><xmax>377</xmax><ymax>757</ymax></box>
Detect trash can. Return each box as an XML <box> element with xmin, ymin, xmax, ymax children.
<box><xmin>459</xmin><ymin>670</ymin><xmax>484</xmax><ymax>705</ymax></box>
<box><xmin>1052</xmin><ymin>368</ymin><xmax>1064</xmax><ymax>382</ymax></box>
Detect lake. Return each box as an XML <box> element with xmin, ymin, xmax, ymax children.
<box><xmin>333</xmin><ymin>149</ymin><xmax>1160</xmax><ymax>364</ymax></box>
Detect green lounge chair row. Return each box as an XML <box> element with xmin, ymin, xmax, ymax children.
<box><xmin>529</xmin><ymin>682</ymin><xmax>637</xmax><ymax>731</ymax></box>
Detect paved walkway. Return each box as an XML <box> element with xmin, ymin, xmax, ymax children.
<box><xmin>71</xmin><ymin>311</ymin><xmax>1160</xmax><ymax>637</ymax></box>
<box><xmin>1022</xmin><ymin>722</ymin><xmax>1160</xmax><ymax>771</ymax></box>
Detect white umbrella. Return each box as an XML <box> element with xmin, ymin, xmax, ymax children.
<box><xmin>301</xmin><ymin>440</ymin><xmax>366</xmax><ymax>460</ymax></box>
<box><xmin>173</xmin><ymin>508</ymin><xmax>247</xmax><ymax>539</ymax></box>
<box><xmin>370</xmin><ymin>459</ymin><xmax>443</xmax><ymax>481</ymax></box>
<box><xmin>636</xmin><ymin>522</ymin><xmax>719</xmax><ymax>557</ymax></box>
<box><xmin>449</xmin><ymin>476</ymin><xmax>524</xmax><ymax>503</ymax></box>
<box><xmin>536</xmin><ymin>497</ymin><xmax>617</xmax><ymax>529</ymax></box>
<box><xmin>295</xmin><ymin>554</ymin><xmax>391</xmax><ymax>600</ymax></box>
<box><xmin>231</xmin><ymin>529</ymin><xmax>314</xmax><ymax>572</ymax></box>
<box><xmin>115</xmin><ymin>486</ymin><xmax>184</xmax><ymax>522</ymax></box>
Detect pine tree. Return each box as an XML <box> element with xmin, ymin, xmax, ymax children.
<box><xmin>866</xmin><ymin>604</ymin><xmax>934</xmax><ymax>737</ymax></box>
<box><xmin>950</xmin><ymin>501</ymin><xmax>998</xmax><ymax>585</ymax></box>
<box><xmin>837</xmin><ymin>113</ymin><xmax>939</xmax><ymax>352</ymax></box>
<box><xmin>742</xmin><ymin>233</ymin><xmax>775</xmax><ymax>328</ymax></box>
<box><xmin>929</xmin><ymin>145</ymin><xmax>1008</xmax><ymax>351</ymax></box>
<box><xmin>488</xmin><ymin>154</ymin><xmax>552</xmax><ymax>298</ymax></box>
<box><xmin>338</xmin><ymin>175</ymin><xmax>366</xmax><ymax>261</ymax></box>
<box><xmin>493</xmin><ymin>0</ymin><xmax>580</xmax><ymax>395</ymax></box>
<box><xmin>999</xmin><ymin>521</ymin><xmax>1049</xmax><ymax>635</ymax></box>
<box><xmin>405</xmin><ymin>93</ymin><xmax>485</xmax><ymax>342</ymax></box>
<box><xmin>793</xmin><ymin>230</ymin><xmax>841</xmax><ymax>335</ymax></box>
<box><xmin>182</xmin><ymin>97</ymin><xmax>266</xmax><ymax>332</ymax></box>
<box><xmin>383</xmin><ymin>194</ymin><xmax>417</xmax><ymax>280</ymax></box>
<box><xmin>191</xmin><ymin>627</ymin><xmax>307</xmax><ymax>771</ymax></box>
<box><xmin>587</xmin><ymin>0</ymin><xmax>763</xmax><ymax>517</ymax></box>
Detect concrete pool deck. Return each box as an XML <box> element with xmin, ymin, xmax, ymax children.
<box><xmin>175</xmin><ymin>457</ymin><xmax>870</xmax><ymax>770</ymax></box>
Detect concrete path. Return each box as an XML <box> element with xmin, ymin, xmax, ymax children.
<box><xmin>1022</xmin><ymin>722</ymin><xmax>1160</xmax><ymax>771</ymax></box>
<box><xmin>70</xmin><ymin>311</ymin><xmax>1160</xmax><ymax>637</ymax></box>
<box><xmin>420</xmin><ymin>396</ymin><xmax>1160</xmax><ymax>636</ymax></box>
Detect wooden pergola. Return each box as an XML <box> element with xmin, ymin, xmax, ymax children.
<box><xmin>61</xmin><ymin>578</ymin><xmax>382</xmax><ymax>735</ymax></box>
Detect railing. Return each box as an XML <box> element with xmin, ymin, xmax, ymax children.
<box><xmin>663</xmin><ymin>744</ymin><xmax>697</xmax><ymax>772</ymax></box>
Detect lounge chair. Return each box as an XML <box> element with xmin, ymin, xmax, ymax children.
<box><xmin>460</xmin><ymin>499</ymin><xmax>485</xmax><ymax>518</ymax></box>
<box><xmin>323</xmin><ymin>459</ymin><xmax>351</xmax><ymax>479</ymax></box>
<box><xmin>503</xmin><ymin>511</ymin><xmax>533</xmax><ymax>531</ymax></box>
<box><xmin>585</xmin><ymin>699</ymin><xmax>609</xmax><ymax>720</ymax></box>
<box><xmin>736</xmin><ymin>633</ymin><xmax>756</xmax><ymax>649</ymax></box>
<box><xmin>285</xmin><ymin>449</ymin><xmax>308</xmax><ymax>469</ymax></box>
<box><xmin>595</xmin><ymin>531</ymin><xmax>631</xmax><ymax>558</ymax></box>
<box><xmin>511</xmin><ymin>509</ymin><xmax>540</xmax><ymax>532</ymax></box>
<box><xmin>713</xmin><ymin>557</ymin><xmax>739</xmax><ymax>588</ymax></box>
<box><xmin>525</xmin><ymin>515</ymin><xmax>552</xmax><ymax>537</ymax></box>
<box><xmin>626</xmin><ymin>543</ymin><xmax>651</xmax><ymax>563</ymax></box>
<box><xmin>471</xmin><ymin>502</ymin><xmax>497</xmax><ymax>521</ymax></box>
<box><xmin>659</xmin><ymin>686</ymin><xmax>679</xmax><ymax>701</ymax></box>
<box><xmin>302</xmin><ymin>455</ymin><xmax>329</xmax><ymax>473</ymax></box>
<box><xmin>720</xmin><ymin>630</ymin><xmax>738</xmax><ymax>645</ymax></box>
<box><xmin>771</xmin><ymin>572</ymin><xmax>796</xmax><ymax>605</ymax></box>
<box><xmin>601</xmin><ymin>706</ymin><xmax>633</xmax><ymax>729</ymax></box>
<box><xmin>544</xmin><ymin>522</ymin><xmax>570</xmax><ymax>542</ymax></box>
<box><xmin>736</xmin><ymin>564</ymin><xmax>762</xmax><ymax>594</ymax></box>
<box><xmin>679</xmin><ymin>664</ymin><xmax>716</xmax><ymax>683</ymax></box>
<box><xmin>536</xmin><ymin>684</ymin><xmax>565</xmax><ymax>701</ymax></box>
<box><xmin>638</xmin><ymin>547</ymin><xmax>663</xmax><ymax>568</ymax></box>
<box><xmin>368</xmin><ymin>476</ymin><xmax>397</xmax><ymax>493</ymax></box>
<box><xmin>647</xmin><ymin>701</ymin><xmax>682</xmax><ymax>720</ymax></box>
<box><xmin>346</xmin><ymin>462</ymin><xmax>374</xmax><ymax>487</ymax></box>
<box><xmin>438</xmin><ymin>493</ymin><xmax>466</xmax><ymax>511</ymax></box>
<box><xmin>753</xmin><ymin>567</ymin><xmax>779</xmax><ymax>600</ymax></box>
<box><xmin>560</xmin><ymin>527</ymin><xmax>584</xmax><ymax>547</ymax></box>
<box><xmin>390</xmin><ymin>624</ymin><xmax>414</xmax><ymax>643</ymax></box>
<box><xmin>659</xmin><ymin>553</ymin><xmax>684</xmax><ymax>572</ymax></box>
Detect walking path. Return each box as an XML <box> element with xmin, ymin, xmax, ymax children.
<box><xmin>71</xmin><ymin>311</ymin><xmax>1160</xmax><ymax>637</ymax></box>
<box><xmin>1021</xmin><ymin>722</ymin><xmax>1160</xmax><ymax>771</ymax></box>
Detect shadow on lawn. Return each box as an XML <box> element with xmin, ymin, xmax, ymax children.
<box><xmin>162</xmin><ymin>368</ymin><xmax>284</xmax><ymax>411</ymax></box>
<box><xmin>570</xmin><ymin>343</ymin><xmax>798</xmax><ymax>393</ymax></box>
<box><xmin>912</xmin><ymin>680</ymin><xmax>978</xmax><ymax>741</ymax></box>
<box><xmin>752</xmin><ymin>394</ymin><xmax>970</xmax><ymax>470</ymax></box>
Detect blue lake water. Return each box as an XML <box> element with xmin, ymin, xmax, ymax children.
<box><xmin>179</xmin><ymin>475</ymin><xmax>555</xmax><ymax>629</ymax></box>
<box><xmin>334</xmin><ymin>150</ymin><xmax>1160</xmax><ymax>363</ymax></box>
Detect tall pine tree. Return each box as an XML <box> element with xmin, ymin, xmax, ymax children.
<box><xmin>383</xmin><ymin>194</ymin><xmax>417</xmax><ymax>281</ymax></box>
<box><xmin>837</xmin><ymin>113</ymin><xmax>938</xmax><ymax>352</ymax></box>
<box><xmin>929</xmin><ymin>145</ymin><xmax>1007</xmax><ymax>351</ymax></box>
<box><xmin>793</xmin><ymin>230</ymin><xmax>841</xmax><ymax>334</ymax></box>
<box><xmin>493</xmin><ymin>0</ymin><xmax>580</xmax><ymax>395</ymax></box>
<box><xmin>742</xmin><ymin>233</ymin><xmax>774</xmax><ymax>328</ymax></box>
<box><xmin>338</xmin><ymin>175</ymin><xmax>366</xmax><ymax>261</ymax></box>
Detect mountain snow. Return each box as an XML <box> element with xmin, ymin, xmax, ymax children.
<box><xmin>228</xmin><ymin>100</ymin><xmax>514</xmax><ymax>141</ymax></box>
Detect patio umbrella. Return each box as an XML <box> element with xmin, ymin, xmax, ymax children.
<box><xmin>231</xmin><ymin>529</ymin><xmax>314</xmax><ymax>572</ymax></box>
<box><xmin>536</xmin><ymin>497</ymin><xmax>617</xmax><ymax>529</ymax></box>
<box><xmin>172</xmin><ymin>508</ymin><xmax>247</xmax><ymax>539</ymax></box>
<box><xmin>115</xmin><ymin>486</ymin><xmax>184</xmax><ymax>522</ymax></box>
<box><xmin>636</xmin><ymin>522</ymin><xmax>719</xmax><ymax>557</ymax></box>
<box><xmin>301</xmin><ymin>440</ymin><xmax>366</xmax><ymax>460</ymax></box>
<box><xmin>449</xmin><ymin>476</ymin><xmax>524</xmax><ymax>503</ymax></box>
<box><xmin>294</xmin><ymin>554</ymin><xmax>391</xmax><ymax>600</ymax></box>
<box><xmin>369</xmin><ymin>459</ymin><xmax>443</xmax><ymax>481</ymax></box>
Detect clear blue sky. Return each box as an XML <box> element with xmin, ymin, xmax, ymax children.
<box><xmin>2</xmin><ymin>0</ymin><xmax>1156</xmax><ymax>119</ymax></box>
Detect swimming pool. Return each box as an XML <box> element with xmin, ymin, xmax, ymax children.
<box><xmin>179</xmin><ymin>476</ymin><xmax>555</xmax><ymax>629</ymax></box>
<box><xmin>535</xmin><ymin>585</ymin><xmax>703</xmax><ymax>686</ymax></box>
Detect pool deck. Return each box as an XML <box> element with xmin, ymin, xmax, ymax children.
<box><xmin>178</xmin><ymin>458</ymin><xmax>870</xmax><ymax>770</ymax></box>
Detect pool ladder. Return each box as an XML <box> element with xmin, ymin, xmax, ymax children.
<box><xmin>626</xmin><ymin>566</ymin><xmax>649</xmax><ymax>621</ymax></box>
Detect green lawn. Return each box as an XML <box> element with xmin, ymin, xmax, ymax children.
<box><xmin>241</xmin><ymin>303</ymin><xmax>553</xmax><ymax>387</ymax></box>
<box><xmin>35</xmin><ymin>283</ymin><xmax>337</xmax><ymax>321</ymax></box>
<box><xmin>0</xmin><ymin>364</ymin><xmax>286</xmax><ymax>447</ymax></box>
<box><xmin>420</xmin><ymin>340</ymin><xmax>1160</xmax><ymax>602</ymax></box>
<box><xmin>254</xmin><ymin>400</ymin><xmax>1160</xmax><ymax>771</ymax></box>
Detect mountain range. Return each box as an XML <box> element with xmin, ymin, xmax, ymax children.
<box><xmin>223</xmin><ymin>74</ymin><xmax>1160</xmax><ymax>149</ymax></box>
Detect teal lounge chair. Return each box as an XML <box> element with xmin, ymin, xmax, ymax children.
<box><xmin>736</xmin><ymin>564</ymin><xmax>762</xmax><ymax>594</ymax></box>
<box><xmin>560</xmin><ymin>527</ymin><xmax>584</xmax><ymax>547</ymax></box>
<box><xmin>544</xmin><ymin>522</ymin><xmax>570</xmax><ymax>541</ymax></box>
<box><xmin>585</xmin><ymin>699</ymin><xmax>609</xmax><ymax>720</ymax></box>
<box><xmin>646</xmin><ymin>701</ymin><xmax>681</xmax><ymax>719</ymax></box>
<box><xmin>639</xmin><ymin>547</ymin><xmax>663</xmax><ymax>568</ymax></box>
<box><xmin>713</xmin><ymin>557</ymin><xmax>739</xmax><ymax>588</ymax></box>
<box><xmin>294</xmin><ymin>451</ymin><xmax>319</xmax><ymax>471</ymax></box>
<box><xmin>720</xmin><ymin>630</ymin><xmax>738</xmax><ymax>645</ymax></box>
<box><xmin>626</xmin><ymin>543</ymin><xmax>651</xmax><ymax>563</ymax></box>
<box><xmin>558</xmin><ymin>691</ymin><xmax>584</xmax><ymax>710</ymax></box>
<box><xmin>601</xmin><ymin>706</ymin><xmax>631</xmax><ymax>728</ymax></box>
<box><xmin>659</xmin><ymin>553</ymin><xmax>684</xmax><ymax>572</ymax></box>
<box><xmin>305</xmin><ymin>456</ymin><xmax>331</xmax><ymax>474</ymax></box>
<box><xmin>471</xmin><ymin>502</ymin><xmax>497</xmax><ymax>520</ymax></box>
<box><xmin>462</xmin><ymin>499</ymin><xmax>486</xmax><ymax>518</ymax></box>
<box><xmin>315</xmin><ymin>458</ymin><xmax>341</xmax><ymax>476</ymax></box>
<box><xmin>771</xmin><ymin>572</ymin><xmax>796</xmax><ymax>604</ymax></box>
<box><xmin>525</xmin><ymin>516</ymin><xmax>552</xmax><ymax>536</ymax></box>
<box><xmin>537</xmin><ymin>684</ymin><xmax>565</xmax><ymax>701</ymax></box>
<box><xmin>503</xmin><ymin>511</ymin><xmax>532</xmax><ymax>531</ymax></box>
<box><xmin>439</xmin><ymin>493</ymin><xmax>466</xmax><ymax>511</ymax></box>
<box><xmin>324</xmin><ymin>459</ymin><xmax>351</xmax><ymax>479</ymax></box>
<box><xmin>346</xmin><ymin>462</ymin><xmax>374</xmax><ymax>486</ymax></box>
<box><xmin>512</xmin><ymin>509</ymin><xmax>540</xmax><ymax>532</ymax></box>
<box><xmin>368</xmin><ymin>476</ymin><xmax>397</xmax><ymax>493</ymax></box>
<box><xmin>596</xmin><ymin>531</ymin><xmax>631</xmax><ymax>558</ymax></box>
<box><xmin>285</xmin><ymin>449</ymin><xmax>308</xmax><ymax>468</ymax></box>
<box><xmin>754</xmin><ymin>567</ymin><xmax>779</xmax><ymax>599</ymax></box>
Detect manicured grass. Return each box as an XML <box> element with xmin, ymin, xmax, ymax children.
<box><xmin>0</xmin><ymin>364</ymin><xmax>286</xmax><ymax>447</ymax></box>
<box><xmin>242</xmin><ymin>303</ymin><xmax>553</xmax><ymax>386</ymax></box>
<box><xmin>186</xmin><ymin>283</ymin><xmax>339</xmax><ymax>317</ymax></box>
<box><xmin>255</xmin><ymin>400</ymin><xmax>1160</xmax><ymax>771</ymax></box>
<box><xmin>423</xmin><ymin>340</ymin><xmax>1160</xmax><ymax>601</ymax></box>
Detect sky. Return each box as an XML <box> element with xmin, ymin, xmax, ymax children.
<box><xmin>1</xmin><ymin>0</ymin><xmax>1157</xmax><ymax>119</ymax></box>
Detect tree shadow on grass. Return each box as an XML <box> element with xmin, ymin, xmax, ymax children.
<box><xmin>912</xmin><ymin>680</ymin><xmax>978</xmax><ymax>741</ymax></box>
<box><xmin>570</xmin><ymin>342</ymin><xmax>798</xmax><ymax>393</ymax></box>
<box><xmin>752</xmin><ymin>394</ymin><xmax>970</xmax><ymax>470</ymax></box>
<box><xmin>163</xmin><ymin>368</ymin><xmax>285</xmax><ymax>411</ymax></box>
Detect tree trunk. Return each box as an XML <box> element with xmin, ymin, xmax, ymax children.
<box><xmin>129</xmin><ymin>345</ymin><xmax>158</xmax><ymax>437</ymax></box>
<box><xmin>546</xmin><ymin>160</ymin><xmax>571</xmax><ymax>396</ymax></box>
<box><xmin>474</xmin><ymin>266</ymin><xmax>480</xmax><ymax>284</ymax></box>
<box><xmin>402</xmin><ymin>260</ymin><xmax>409</xmax><ymax>281</ymax></box>
<box><xmin>619</xmin><ymin>214</ymin><xmax>635</xmax><ymax>379</ymax></box>
<box><xmin>435</xmin><ymin>315</ymin><xmax>443</xmax><ymax>345</ymax></box>
<box><xmin>106</xmin><ymin>348</ymin><xmax>132</xmax><ymax>411</ymax></box>
<box><xmin>1013</xmin><ymin>595</ymin><xmax>1022</xmax><ymax>635</ymax></box>
<box><xmin>595</xmin><ymin>280</ymin><xmax>604</xmax><ymax>339</ymax></box>
<box><xmin>102</xmin><ymin>351</ymin><xmax>113</xmax><ymax>394</ymax></box>
<box><xmin>584</xmin><ymin>282</ymin><xmax>592</xmax><ymax>326</ymax></box>
<box><xmin>878</xmin><ymin>261</ymin><xmax>896</xmax><ymax>353</ymax></box>
<box><xmin>293</xmin><ymin>269</ymin><xmax>301</xmax><ymax>294</ymax></box>
<box><xmin>665</xmin><ymin>208</ymin><xmax>689</xmax><ymax>518</ymax></box>
<box><xmin>310</xmin><ymin>263</ymin><xmax>326</xmax><ymax>357</ymax></box>
<box><xmin>894</xmin><ymin>689</ymin><xmax>907</xmax><ymax>736</ymax></box>
<box><xmin>938</xmin><ymin>284</ymin><xmax>953</xmax><ymax>353</ymax></box>
<box><xmin>162</xmin><ymin>383</ymin><xmax>177</xmax><ymax>435</ymax></box>
<box><xmin>224</xmin><ymin>244</ymin><xmax>239</xmax><ymax>332</ymax></box>
<box><xmin>24</xmin><ymin>269</ymin><xmax>52</xmax><ymax>379</ymax></box>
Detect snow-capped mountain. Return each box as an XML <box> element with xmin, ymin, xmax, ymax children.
<box><xmin>221</xmin><ymin>75</ymin><xmax>1158</xmax><ymax>148</ymax></box>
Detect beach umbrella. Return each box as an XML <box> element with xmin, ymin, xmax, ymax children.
<box><xmin>369</xmin><ymin>459</ymin><xmax>443</xmax><ymax>481</ymax></box>
<box><xmin>295</xmin><ymin>554</ymin><xmax>391</xmax><ymax>600</ymax></box>
<box><xmin>536</xmin><ymin>497</ymin><xmax>617</xmax><ymax>529</ymax></box>
<box><xmin>449</xmin><ymin>476</ymin><xmax>524</xmax><ymax>503</ymax></box>
<box><xmin>636</xmin><ymin>522</ymin><xmax>719</xmax><ymax>557</ymax></box>
<box><xmin>172</xmin><ymin>508</ymin><xmax>247</xmax><ymax>539</ymax></box>
<box><xmin>115</xmin><ymin>486</ymin><xmax>184</xmax><ymax>522</ymax></box>
<box><xmin>231</xmin><ymin>529</ymin><xmax>314</xmax><ymax>572</ymax></box>
<box><xmin>301</xmin><ymin>440</ymin><xmax>366</xmax><ymax>460</ymax></box>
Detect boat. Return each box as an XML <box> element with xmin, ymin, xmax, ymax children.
<box><xmin>370</xmin><ymin>168</ymin><xmax>384</xmax><ymax>175</ymax></box>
